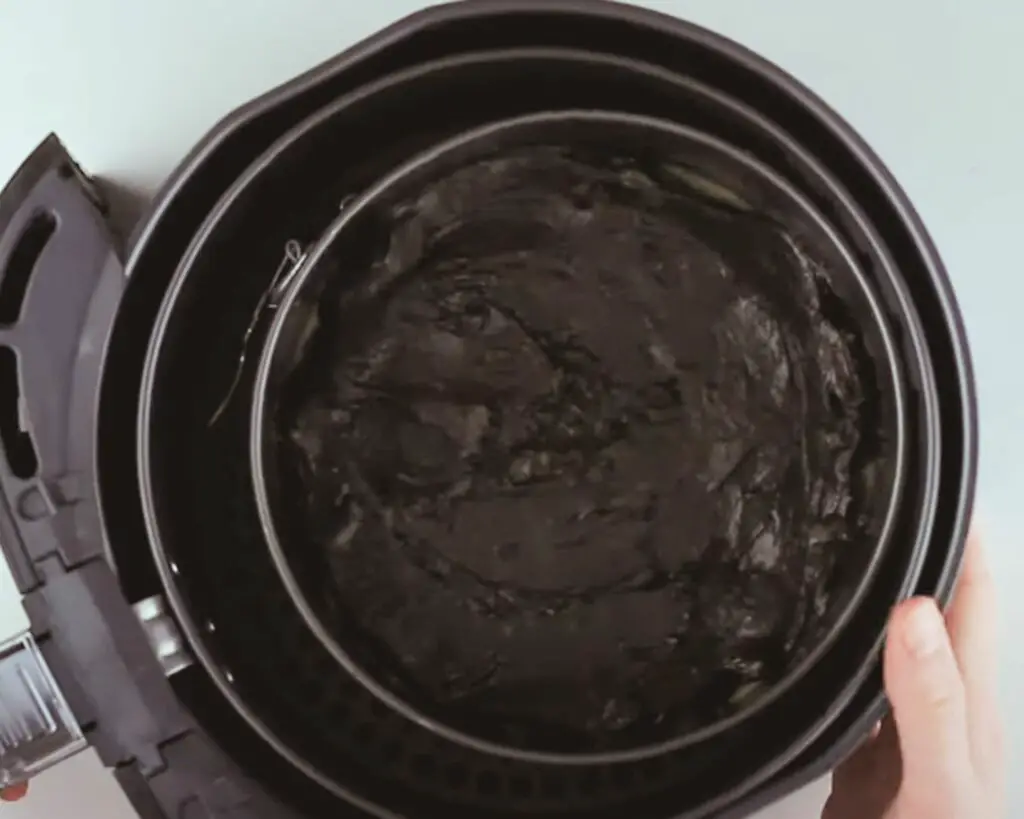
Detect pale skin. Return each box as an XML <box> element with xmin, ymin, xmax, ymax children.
<box><xmin>824</xmin><ymin>529</ymin><xmax>1005</xmax><ymax>818</ymax></box>
<box><xmin>2</xmin><ymin>533</ymin><xmax>1003</xmax><ymax>811</ymax></box>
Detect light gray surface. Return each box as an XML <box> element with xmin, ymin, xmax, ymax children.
<box><xmin>0</xmin><ymin>1</ymin><xmax>1019</xmax><ymax>817</ymax></box>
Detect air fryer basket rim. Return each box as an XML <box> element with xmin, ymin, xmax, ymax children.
<box><xmin>134</xmin><ymin>39</ymin><xmax>937</xmax><ymax>806</ymax></box>
<box><xmin>124</xmin><ymin>1</ymin><xmax>976</xmax><ymax>815</ymax></box>
<box><xmin>249</xmin><ymin>107</ymin><xmax>911</xmax><ymax>765</ymax></box>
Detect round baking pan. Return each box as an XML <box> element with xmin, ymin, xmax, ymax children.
<box><xmin>250</xmin><ymin>108</ymin><xmax>908</xmax><ymax>764</ymax></box>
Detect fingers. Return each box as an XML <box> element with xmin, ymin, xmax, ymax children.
<box><xmin>828</xmin><ymin>716</ymin><xmax>902</xmax><ymax>816</ymax></box>
<box><xmin>947</xmin><ymin>529</ymin><xmax>998</xmax><ymax>692</ymax></box>
<box><xmin>884</xmin><ymin>597</ymin><xmax>973</xmax><ymax>799</ymax></box>
<box><xmin>946</xmin><ymin>529</ymin><xmax>1004</xmax><ymax>786</ymax></box>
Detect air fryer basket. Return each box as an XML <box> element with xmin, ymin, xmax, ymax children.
<box><xmin>135</xmin><ymin>45</ymin><xmax>939</xmax><ymax>818</ymax></box>
<box><xmin>99</xmin><ymin>3</ymin><xmax>971</xmax><ymax>818</ymax></box>
<box><xmin>250</xmin><ymin>108</ymin><xmax>907</xmax><ymax>764</ymax></box>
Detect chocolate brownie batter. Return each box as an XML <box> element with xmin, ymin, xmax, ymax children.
<box><xmin>275</xmin><ymin>146</ymin><xmax>890</xmax><ymax>748</ymax></box>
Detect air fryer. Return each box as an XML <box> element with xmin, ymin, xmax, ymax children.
<box><xmin>0</xmin><ymin>3</ymin><xmax>976</xmax><ymax>819</ymax></box>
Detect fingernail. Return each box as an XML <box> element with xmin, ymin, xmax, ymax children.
<box><xmin>902</xmin><ymin>600</ymin><xmax>946</xmax><ymax>658</ymax></box>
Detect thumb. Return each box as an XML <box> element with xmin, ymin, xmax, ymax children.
<box><xmin>884</xmin><ymin>597</ymin><xmax>973</xmax><ymax>803</ymax></box>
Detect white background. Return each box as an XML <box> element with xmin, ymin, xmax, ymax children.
<box><xmin>0</xmin><ymin>1</ymin><xmax>1020</xmax><ymax>817</ymax></box>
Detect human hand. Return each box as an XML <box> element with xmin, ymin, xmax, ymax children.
<box><xmin>823</xmin><ymin>529</ymin><xmax>1004</xmax><ymax>818</ymax></box>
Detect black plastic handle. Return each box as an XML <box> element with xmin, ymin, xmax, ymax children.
<box><xmin>0</xmin><ymin>135</ymin><xmax>124</xmax><ymax>590</ymax></box>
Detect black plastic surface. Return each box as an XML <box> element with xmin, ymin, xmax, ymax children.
<box><xmin>0</xmin><ymin>135</ymin><xmax>118</xmax><ymax>587</ymax></box>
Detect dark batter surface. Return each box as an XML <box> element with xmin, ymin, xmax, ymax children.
<box><xmin>276</xmin><ymin>146</ymin><xmax>890</xmax><ymax>749</ymax></box>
